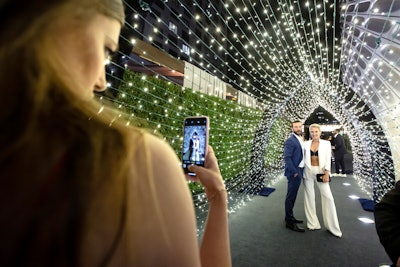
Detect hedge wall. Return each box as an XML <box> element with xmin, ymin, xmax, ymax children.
<box><xmin>115</xmin><ymin>70</ymin><xmax>264</xmax><ymax>193</ymax></box>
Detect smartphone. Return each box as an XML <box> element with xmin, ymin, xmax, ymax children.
<box><xmin>181</xmin><ymin>116</ymin><xmax>209</xmax><ymax>176</ymax></box>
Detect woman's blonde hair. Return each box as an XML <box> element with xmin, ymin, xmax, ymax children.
<box><xmin>309</xmin><ymin>123</ymin><xmax>321</xmax><ymax>132</ymax></box>
<box><xmin>0</xmin><ymin>0</ymin><xmax>154</xmax><ymax>266</ymax></box>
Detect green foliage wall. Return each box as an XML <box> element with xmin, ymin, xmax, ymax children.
<box><xmin>116</xmin><ymin>70</ymin><xmax>263</xmax><ymax>193</ymax></box>
<box><xmin>264</xmin><ymin>117</ymin><xmax>288</xmax><ymax>169</ymax></box>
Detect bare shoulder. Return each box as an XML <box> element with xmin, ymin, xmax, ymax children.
<box><xmin>145</xmin><ymin>133</ymin><xmax>180</xmax><ymax>164</ymax></box>
<box><xmin>132</xmin><ymin>131</ymin><xmax>187</xmax><ymax>199</ymax></box>
<box><xmin>124</xmin><ymin>132</ymin><xmax>200</xmax><ymax>266</ymax></box>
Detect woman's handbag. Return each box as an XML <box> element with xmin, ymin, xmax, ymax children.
<box><xmin>316</xmin><ymin>173</ymin><xmax>331</xmax><ymax>182</ymax></box>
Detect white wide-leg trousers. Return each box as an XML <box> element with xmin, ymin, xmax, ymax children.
<box><xmin>303</xmin><ymin>166</ymin><xmax>342</xmax><ymax>237</ymax></box>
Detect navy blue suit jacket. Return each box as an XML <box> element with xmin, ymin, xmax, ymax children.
<box><xmin>284</xmin><ymin>134</ymin><xmax>303</xmax><ymax>177</ymax></box>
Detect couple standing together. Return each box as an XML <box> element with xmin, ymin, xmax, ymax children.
<box><xmin>284</xmin><ymin>120</ymin><xmax>342</xmax><ymax>238</ymax></box>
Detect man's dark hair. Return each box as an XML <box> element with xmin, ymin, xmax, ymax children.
<box><xmin>292</xmin><ymin>120</ymin><xmax>302</xmax><ymax>126</ymax></box>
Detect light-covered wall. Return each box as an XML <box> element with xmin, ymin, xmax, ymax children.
<box><xmin>341</xmin><ymin>0</ymin><xmax>400</xmax><ymax>181</ymax></box>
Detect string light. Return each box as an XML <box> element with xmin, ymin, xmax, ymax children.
<box><xmin>102</xmin><ymin>0</ymin><xmax>400</xmax><ymax>231</ymax></box>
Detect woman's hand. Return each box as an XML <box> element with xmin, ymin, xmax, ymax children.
<box><xmin>189</xmin><ymin>146</ymin><xmax>231</xmax><ymax>267</ymax></box>
<box><xmin>323</xmin><ymin>173</ymin><xmax>330</xmax><ymax>183</ymax></box>
<box><xmin>186</xmin><ymin>146</ymin><xmax>226</xmax><ymax>201</ymax></box>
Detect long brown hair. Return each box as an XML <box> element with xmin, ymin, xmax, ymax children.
<box><xmin>0</xmin><ymin>0</ymin><xmax>143</xmax><ymax>266</ymax></box>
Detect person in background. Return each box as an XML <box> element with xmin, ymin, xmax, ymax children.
<box><xmin>374</xmin><ymin>181</ymin><xmax>400</xmax><ymax>267</ymax></box>
<box><xmin>327</xmin><ymin>135</ymin><xmax>335</xmax><ymax>171</ymax></box>
<box><xmin>283</xmin><ymin>120</ymin><xmax>305</xmax><ymax>232</ymax></box>
<box><xmin>190</xmin><ymin>131</ymin><xmax>200</xmax><ymax>162</ymax></box>
<box><xmin>303</xmin><ymin>124</ymin><xmax>342</xmax><ymax>238</ymax></box>
<box><xmin>332</xmin><ymin>128</ymin><xmax>346</xmax><ymax>176</ymax></box>
<box><xmin>0</xmin><ymin>0</ymin><xmax>231</xmax><ymax>266</ymax></box>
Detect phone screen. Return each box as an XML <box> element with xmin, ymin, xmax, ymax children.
<box><xmin>181</xmin><ymin>116</ymin><xmax>209</xmax><ymax>176</ymax></box>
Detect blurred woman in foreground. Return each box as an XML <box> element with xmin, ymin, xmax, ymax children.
<box><xmin>0</xmin><ymin>0</ymin><xmax>231</xmax><ymax>266</ymax></box>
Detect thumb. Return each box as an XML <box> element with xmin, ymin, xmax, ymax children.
<box><xmin>188</xmin><ymin>164</ymin><xmax>205</xmax><ymax>175</ymax></box>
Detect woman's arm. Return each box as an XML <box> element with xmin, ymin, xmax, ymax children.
<box><xmin>127</xmin><ymin>133</ymin><xmax>200</xmax><ymax>266</ymax></box>
<box><xmin>188</xmin><ymin>146</ymin><xmax>231</xmax><ymax>267</ymax></box>
<box><xmin>318</xmin><ymin>141</ymin><xmax>330</xmax><ymax>182</ymax></box>
<box><xmin>323</xmin><ymin>140</ymin><xmax>331</xmax><ymax>173</ymax></box>
<box><xmin>129</xmin><ymin>134</ymin><xmax>230</xmax><ymax>267</ymax></box>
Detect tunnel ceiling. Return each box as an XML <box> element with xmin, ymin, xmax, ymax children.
<box><xmin>123</xmin><ymin>0</ymin><xmax>399</xmax><ymax>124</ymax></box>
<box><xmin>114</xmin><ymin>0</ymin><xmax>400</xmax><ymax>198</ymax></box>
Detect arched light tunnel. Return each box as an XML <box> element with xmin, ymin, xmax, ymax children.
<box><xmin>102</xmin><ymin>0</ymin><xmax>400</xmax><ymax>217</ymax></box>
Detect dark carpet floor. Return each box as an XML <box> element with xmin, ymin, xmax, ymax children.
<box><xmin>227</xmin><ymin>174</ymin><xmax>391</xmax><ymax>267</ymax></box>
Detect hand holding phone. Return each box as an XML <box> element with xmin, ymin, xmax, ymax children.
<box><xmin>181</xmin><ymin>116</ymin><xmax>209</xmax><ymax>176</ymax></box>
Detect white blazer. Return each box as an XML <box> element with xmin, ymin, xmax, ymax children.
<box><xmin>303</xmin><ymin>139</ymin><xmax>332</xmax><ymax>173</ymax></box>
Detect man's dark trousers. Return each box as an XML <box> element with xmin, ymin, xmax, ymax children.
<box><xmin>285</xmin><ymin>167</ymin><xmax>303</xmax><ymax>222</ymax></box>
<box><xmin>335</xmin><ymin>154</ymin><xmax>346</xmax><ymax>174</ymax></box>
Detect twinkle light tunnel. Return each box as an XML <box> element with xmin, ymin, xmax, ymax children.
<box><xmin>101</xmin><ymin>0</ymin><xmax>400</xmax><ymax>225</ymax></box>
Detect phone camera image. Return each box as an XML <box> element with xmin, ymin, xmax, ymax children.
<box><xmin>182</xmin><ymin>117</ymin><xmax>208</xmax><ymax>175</ymax></box>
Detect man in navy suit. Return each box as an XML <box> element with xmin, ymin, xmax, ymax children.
<box><xmin>284</xmin><ymin>120</ymin><xmax>305</xmax><ymax>232</ymax></box>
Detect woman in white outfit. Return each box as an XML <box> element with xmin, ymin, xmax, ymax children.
<box><xmin>303</xmin><ymin>124</ymin><xmax>342</xmax><ymax>238</ymax></box>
